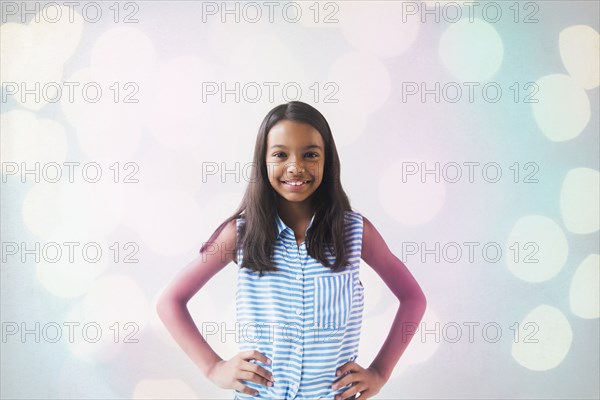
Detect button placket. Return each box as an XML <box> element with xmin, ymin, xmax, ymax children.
<box><xmin>283</xmin><ymin>237</ymin><xmax>300</xmax><ymax>398</ymax></box>
<box><xmin>296</xmin><ymin>242</ymin><xmax>307</xmax><ymax>319</ymax></box>
<box><xmin>287</xmin><ymin>240</ymin><xmax>303</xmax><ymax>318</ymax></box>
<box><xmin>293</xmin><ymin>242</ymin><xmax>308</xmax><ymax>398</ymax></box>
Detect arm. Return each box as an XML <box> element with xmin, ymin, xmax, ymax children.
<box><xmin>155</xmin><ymin>219</ymin><xmax>237</xmax><ymax>377</ymax></box>
<box><xmin>157</xmin><ymin>219</ymin><xmax>274</xmax><ymax>396</ymax></box>
<box><xmin>332</xmin><ymin>215</ymin><xmax>427</xmax><ymax>399</ymax></box>
<box><xmin>361</xmin><ymin>215</ymin><xmax>427</xmax><ymax>381</ymax></box>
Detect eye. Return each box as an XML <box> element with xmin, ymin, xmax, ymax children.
<box><xmin>306</xmin><ymin>152</ymin><xmax>319</xmax><ymax>158</ymax></box>
<box><xmin>273</xmin><ymin>152</ymin><xmax>286</xmax><ymax>158</ymax></box>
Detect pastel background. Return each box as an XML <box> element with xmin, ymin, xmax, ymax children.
<box><xmin>1</xmin><ymin>1</ymin><xmax>598</xmax><ymax>399</ymax></box>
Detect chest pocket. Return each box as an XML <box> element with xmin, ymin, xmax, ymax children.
<box><xmin>313</xmin><ymin>270</ymin><xmax>354</xmax><ymax>330</ymax></box>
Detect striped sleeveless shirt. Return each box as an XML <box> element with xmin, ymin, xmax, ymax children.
<box><xmin>233</xmin><ymin>210</ymin><xmax>365</xmax><ymax>400</ymax></box>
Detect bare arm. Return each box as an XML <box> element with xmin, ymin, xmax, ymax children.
<box><xmin>361</xmin><ymin>216</ymin><xmax>427</xmax><ymax>381</ymax></box>
<box><xmin>156</xmin><ymin>219</ymin><xmax>276</xmax><ymax>396</ymax></box>
<box><xmin>156</xmin><ymin>219</ymin><xmax>237</xmax><ymax>377</ymax></box>
<box><xmin>332</xmin><ymin>216</ymin><xmax>427</xmax><ymax>399</ymax></box>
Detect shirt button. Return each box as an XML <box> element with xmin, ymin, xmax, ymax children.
<box><xmin>295</xmin><ymin>274</ymin><xmax>302</xmax><ymax>280</ymax></box>
<box><xmin>295</xmin><ymin>309</ymin><xmax>302</xmax><ymax>315</ymax></box>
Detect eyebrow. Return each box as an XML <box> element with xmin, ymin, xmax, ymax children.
<box><xmin>269</xmin><ymin>144</ymin><xmax>323</xmax><ymax>151</ymax></box>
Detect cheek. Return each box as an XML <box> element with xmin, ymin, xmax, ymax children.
<box><xmin>316</xmin><ymin>162</ymin><xmax>325</xmax><ymax>180</ymax></box>
<box><xmin>267</xmin><ymin>164</ymin><xmax>283</xmax><ymax>181</ymax></box>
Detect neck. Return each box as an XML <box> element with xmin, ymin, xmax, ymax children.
<box><xmin>276</xmin><ymin>198</ymin><xmax>315</xmax><ymax>225</ymax></box>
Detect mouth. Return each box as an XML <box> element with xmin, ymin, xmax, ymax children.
<box><xmin>281</xmin><ymin>180</ymin><xmax>311</xmax><ymax>187</ymax></box>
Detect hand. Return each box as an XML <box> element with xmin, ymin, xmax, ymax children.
<box><xmin>206</xmin><ymin>350</ymin><xmax>275</xmax><ymax>397</ymax></box>
<box><xmin>331</xmin><ymin>362</ymin><xmax>387</xmax><ymax>400</ymax></box>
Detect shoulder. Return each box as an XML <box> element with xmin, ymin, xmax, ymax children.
<box><xmin>217</xmin><ymin>219</ymin><xmax>238</xmax><ymax>243</ymax></box>
<box><xmin>212</xmin><ymin>218</ymin><xmax>239</xmax><ymax>264</ymax></box>
<box><xmin>360</xmin><ymin>214</ymin><xmax>374</xmax><ymax>240</ymax></box>
<box><xmin>358</xmin><ymin>214</ymin><xmax>390</xmax><ymax>260</ymax></box>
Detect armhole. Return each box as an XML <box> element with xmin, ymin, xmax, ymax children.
<box><xmin>357</xmin><ymin>212</ymin><xmax>364</xmax><ymax>260</ymax></box>
<box><xmin>345</xmin><ymin>210</ymin><xmax>364</xmax><ymax>262</ymax></box>
<box><xmin>234</xmin><ymin>217</ymin><xmax>242</xmax><ymax>266</ymax></box>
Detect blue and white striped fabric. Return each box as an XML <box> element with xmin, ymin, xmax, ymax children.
<box><xmin>234</xmin><ymin>210</ymin><xmax>365</xmax><ymax>400</ymax></box>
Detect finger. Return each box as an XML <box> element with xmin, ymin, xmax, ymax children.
<box><xmin>332</xmin><ymin>371</ymin><xmax>360</xmax><ymax>391</ymax></box>
<box><xmin>243</xmin><ymin>360</ymin><xmax>275</xmax><ymax>383</ymax></box>
<box><xmin>237</xmin><ymin>370</ymin><xmax>274</xmax><ymax>388</ymax></box>
<box><xmin>241</xmin><ymin>350</ymin><xmax>271</xmax><ymax>366</ymax></box>
<box><xmin>233</xmin><ymin>381</ymin><xmax>259</xmax><ymax>397</ymax></box>
<box><xmin>335</xmin><ymin>383</ymin><xmax>367</xmax><ymax>400</ymax></box>
<box><xmin>334</xmin><ymin>386</ymin><xmax>354</xmax><ymax>400</ymax></box>
<box><xmin>336</xmin><ymin>361</ymin><xmax>358</xmax><ymax>377</ymax></box>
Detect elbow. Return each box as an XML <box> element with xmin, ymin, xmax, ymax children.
<box><xmin>155</xmin><ymin>290</ymin><xmax>184</xmax><ymax>321</ymax></box>
<box><xmin>416</xmin><ymin>293</ymin><xmax>427</xmax><ymax>317</ymax></box>
<box><xmin>408</xmin><ymin>294</ymin><xmax>427</xmax><ymax>308</ymax></box>
<box><xmin>155</xmin><ymin>293</ymin><xmax>170</xmax><ymax>321</ymax></box>
<box><xmin>418</xmin><ymin>294</ymin><xmax>427</xmax><ymax>313</ymax></box>
<box><xmin>400</xmin><ymin>291</ymin><xmax>427</xmax><ymax>313</ymax></box>
<box><xmin>414</xmin><ymin>289</ymin><xmax>427</xmax><ymax>310</ymax></box>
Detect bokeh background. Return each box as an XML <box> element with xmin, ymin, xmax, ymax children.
<box><xmin>1</xmin><ymin>1</ymin><xmax>599</xmax><ymax>399</ymax></box>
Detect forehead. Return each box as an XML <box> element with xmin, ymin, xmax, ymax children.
<box><xmin>266</xmin><ymin>120</ymin><xmax>324</xmax><ymax>147</ymax></box>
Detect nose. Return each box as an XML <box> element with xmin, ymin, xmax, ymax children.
<box><xmin>286</xmin><ymin>162</ymin><xmax>304</xmax><ymax>176</ymax></box>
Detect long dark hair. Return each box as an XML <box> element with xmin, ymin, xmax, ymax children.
<box><xmin>199</xmin><ymin>101</ymin><xmax>353</xmax><ymax>276</ymax></box>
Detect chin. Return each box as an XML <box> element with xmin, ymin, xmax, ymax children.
<box><xmin>279</xmin><ymin>193</ymin><xmax>312</xmax><ymax>202</ymax></box>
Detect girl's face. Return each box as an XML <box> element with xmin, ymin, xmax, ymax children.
<box><xmin>265</xmin><ymin>119</ymin><xmax>325</xmax><ymax>205</ymax></box>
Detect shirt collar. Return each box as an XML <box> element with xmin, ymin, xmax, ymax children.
<box><xmin>275</xmin><ymin>210</ymin><xmax>316</xmax><ymax>239</ymax></box>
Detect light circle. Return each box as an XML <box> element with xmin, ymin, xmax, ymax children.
<box><xmin>560</xmin><ymin>167</ymin><xmax>599</xmax><ymax>234</ymax></box>
<box><xmin>569</xmin><ymin>254</ymin><xmax>600</xmax><ymax>319</ymax></box>
<box><xmin>559</xmin><ymin>25</ymin><xmax>600</xmax><ymax>90</ymax></box>
<box><xmin>439</xmin><ymin>18</ymin><xmax>504</xmax><ymax>81</ymax></box>
<box><xmin>511</xmin><ymin>305</ymin><xmax>573</xmax><ymax>371</ymax></box>
<box><xmin>531</xmin><ymin>74</ymin><xmax>591</xmax><ymax>142</ymax></box>
<box><xmin>379</xmin><ymin>158</ymin><xmax>446</xmax><ymax>225</ymax></box>
<box><xmin>505</xmin><ymin>215</ymin><xmax>568</xmax><ymax>282</ymax></box>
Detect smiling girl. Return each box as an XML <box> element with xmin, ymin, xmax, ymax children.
<box><xmin>157</xmin><ymin>101</ymin><xmax>427</xmax><ymax>399</ymax></box>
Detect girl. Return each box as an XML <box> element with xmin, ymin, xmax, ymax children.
<box><xmin>157</xmin><ymin>101</ymin><xmax>427</xmax><ymax>400</ymax></box>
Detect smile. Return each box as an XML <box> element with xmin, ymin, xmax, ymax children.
<box><xmin>281</xmin><ymin>180</ymin><xmax>311</xmax><ymax>186</ymax></box>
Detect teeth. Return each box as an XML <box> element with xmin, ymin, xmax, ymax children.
<box><xmin>285</xmin><ymin>181</ymin><xmax>308</xmax><ymax>186</ymax></box>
